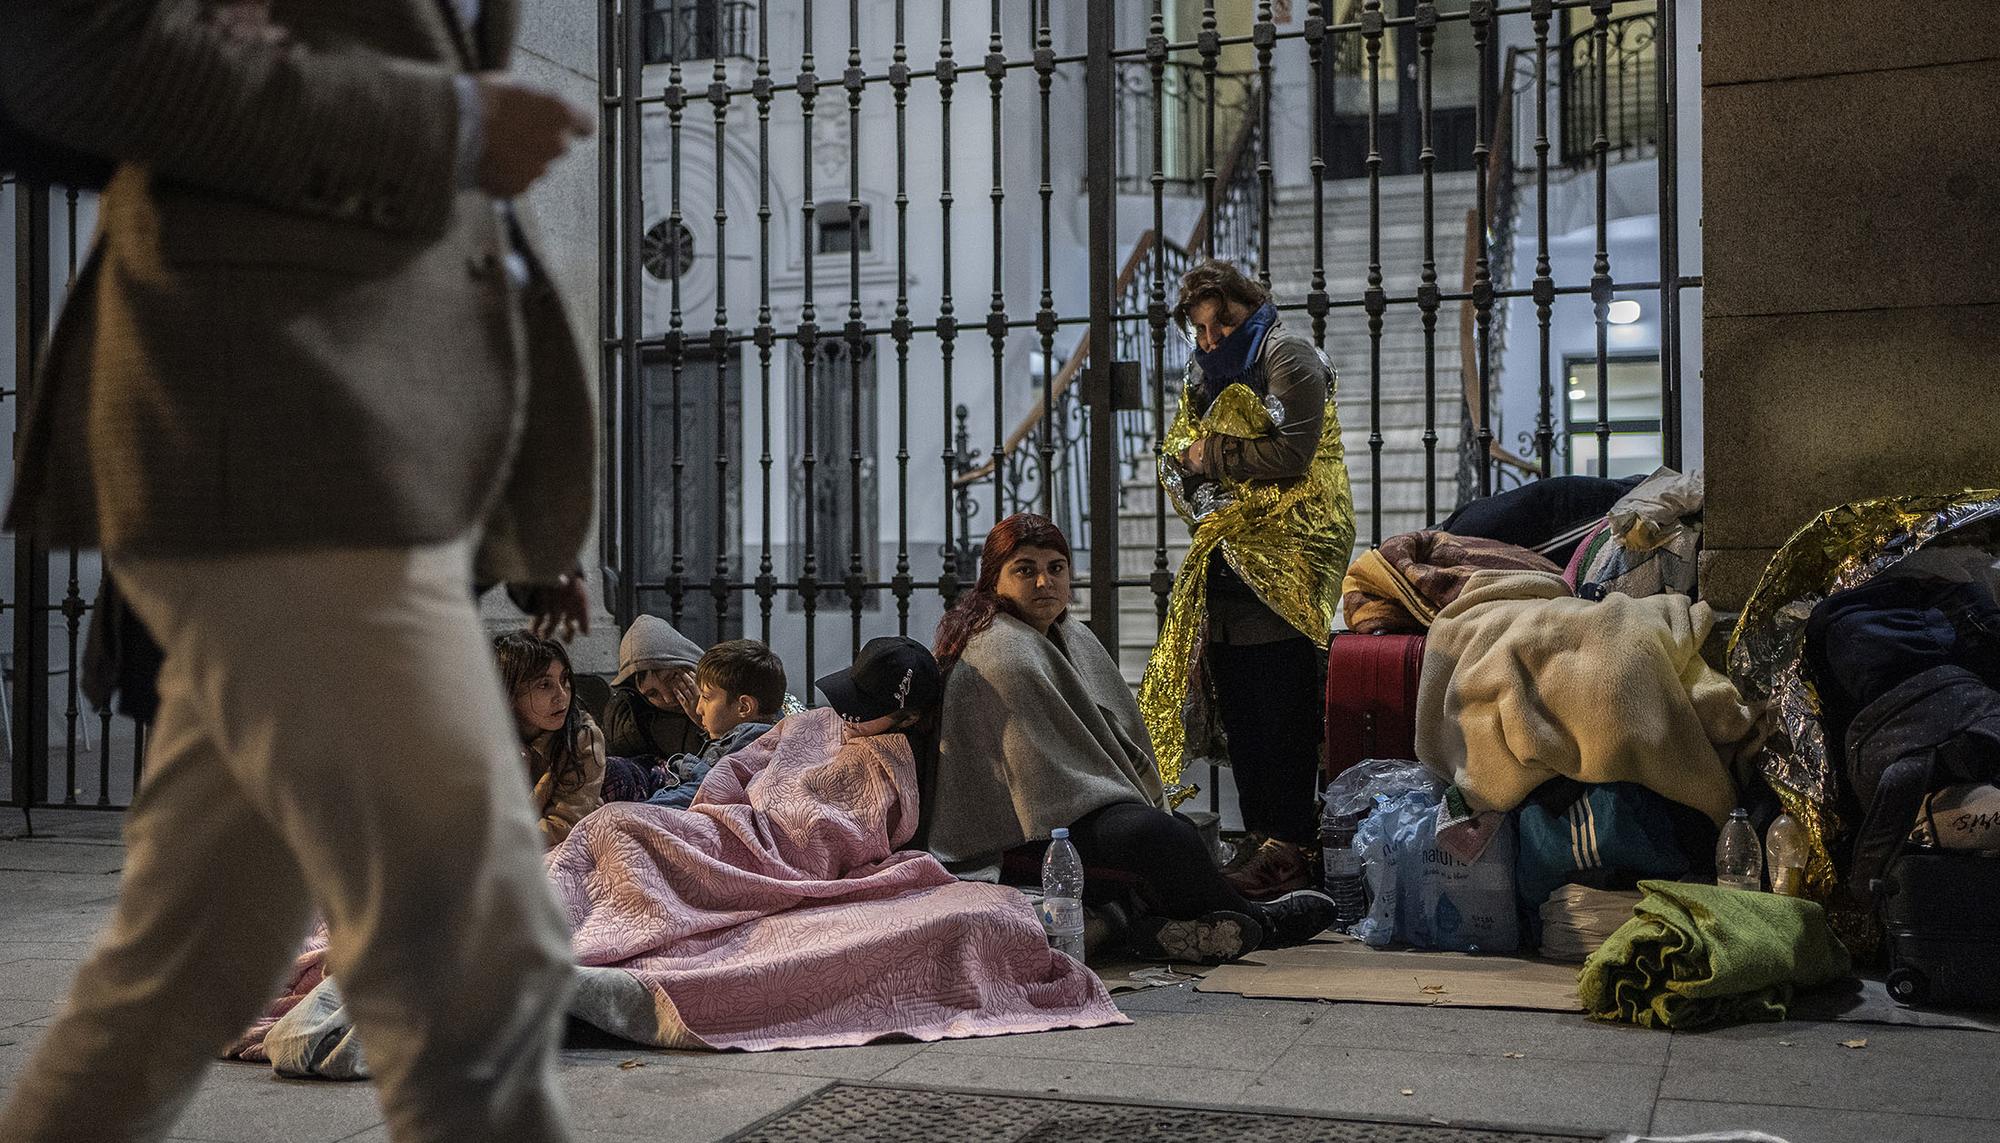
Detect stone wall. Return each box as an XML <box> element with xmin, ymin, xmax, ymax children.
<box><xmin>1699</xmin><ymin>3</ymin><xmax>2000</xmax><ymax>608</ymax></box>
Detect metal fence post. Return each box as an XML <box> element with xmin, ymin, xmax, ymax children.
<box><xmin>12</xmin><ymin>186</ymin><xmax>51</xmax><ymax>809</ymax></box>
<box><xmin>1085</xmin><ymin>0</ymin><xmax>1119</xmax><ymax>655</ymax></box>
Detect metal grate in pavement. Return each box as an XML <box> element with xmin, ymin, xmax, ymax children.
<box><xmin>725</xmin><ymin>1082</ymin><xmax>1596</xmax><ymax>1143</ymax></box>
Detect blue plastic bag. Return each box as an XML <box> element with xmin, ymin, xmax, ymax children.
<box><xmin>1355</xmin><ymin>784</ymin><xmax>1521</xmax><ymax>953</ymax></box>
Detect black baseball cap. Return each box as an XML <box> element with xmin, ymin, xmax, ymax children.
<box><xmin>815</xmin><ymin>636</ymin><xmax>943</xmax><ymax>723</ymax></box>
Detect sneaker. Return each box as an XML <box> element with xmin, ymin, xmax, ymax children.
<box><xmin>1258</xmin><ymin>888</ymin><xmax>1340</xmax><ymax>948</ymax></box>
<box><xmin>1223</xmin><ymin>837</ymin><xmax>1312</xmax><ymax>901</ymax></box>
<box><xmin>1126</xmin><ymin>910</ymin><xmax>1264</xmax><ymax>965</ymax></box>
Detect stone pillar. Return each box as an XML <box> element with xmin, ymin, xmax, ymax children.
<box><xmin>480</xmin><ymin>0</ymin><xmax>623</xmax><ymax>670</ymax></box>
<box><xmin>1699</xmin><ymin>5</ymin><xmax>2000</xmax><ymax>609</ymax></box>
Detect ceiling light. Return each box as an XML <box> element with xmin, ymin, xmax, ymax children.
<box><xmin>1607</xmin><ymin>299</ymin><xmax>1642</xmax><ymax>325</ymax></box>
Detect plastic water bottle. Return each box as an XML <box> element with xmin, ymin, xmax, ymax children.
<box><xmin>1715</xmin><ymin>808</ymin><xmax>1763</xmax><ymax>892</ymax></box>
<box><xmin>1040</xmin><ymin>828</ymin><xmax>1087</xmax><ymax>961</ymax></box>
<box><xmin>1765</xmin><ymin>812</ymin><xmax>1808</xmax><ymax>897</ymax></box>
<box><xmin>1320</xmin><ymin>816</ymin><xmax>1369</xmax><ymax>928</ymax></box>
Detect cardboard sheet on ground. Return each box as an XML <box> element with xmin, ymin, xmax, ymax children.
<box><xmin>1195</xmin><ymin>936</ymin><xmax>1585</xmax><ymax>1011</ymax></box>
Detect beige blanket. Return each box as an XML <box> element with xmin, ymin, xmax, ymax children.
<box><xmin>1416</xmin><ymin>570</ymin><xmax>1764</xmax><ymax>824</ymax></box>
<box><xmin>930</xmin><ymin>613</ymin><xmax>1167</xmax><ymax>866</ymax></box>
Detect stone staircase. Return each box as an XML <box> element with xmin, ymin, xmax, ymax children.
<box><xmin>1080</xmin><ymin>171</ymin><xmax>1485</xmax><ymax>688</ymax></box>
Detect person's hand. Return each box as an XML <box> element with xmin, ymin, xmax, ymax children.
<box><xmin>665</xmin><ymin>667</ymin><xmax>699</xmax><ymax>720</ymax></box>
<box><xmin>524</xmin><ymin>572</ymin><xmax>591</xmax><ymax>642</ymax></box>
<box><xmin>840</xmin><ymin>713</ymin><xmax>904</xmax><ymax>741</ymax></box>
<box><xmin>1179</xmin><ymin>438</ymin><xmax>1214</xmax><ymax>477</ymax></box>
<box><xmin>475</xmin><ymin>73</ymin><xmax>594</xmax><ymax>197</ymax></box>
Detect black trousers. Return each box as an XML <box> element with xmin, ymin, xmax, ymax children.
<box><xmin>1208</xmin><ymin>635</ymin><xmax>1325</xmax><ymax>845</ymax></box>
<box><xmin>1018</xmin><ymin>801</ymin><xmax>1261</xmax><ymax>921</ymax></box>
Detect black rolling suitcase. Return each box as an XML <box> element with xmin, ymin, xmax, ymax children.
<box><xmin>1876</xmin><ymin>846</ymin><xmax>2000</xmax><ymax>1008</ymax></box>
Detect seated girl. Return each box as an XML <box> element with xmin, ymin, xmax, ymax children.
<box><xmin>494</xmin><ymin>630</ymin><xmax>606</xmax><ymax>848</ymax></box>
<box><xmin>926</xmin><ymin>513</ymin><xmax>1337</xmax><ymax>964</ymax></box>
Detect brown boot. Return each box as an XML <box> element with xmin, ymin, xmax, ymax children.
<box><xmin>1224</xmin><ymin>837</ymin><xmax>1312</xmax><ymax>901</ymax></box>
<box><xmin>1220</xmin><ymin>831</ymin><xmax>1269</xmax><ymax>874</ymax></box>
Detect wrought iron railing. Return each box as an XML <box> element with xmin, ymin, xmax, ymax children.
<box><xmin>950</xmin><ymin>95</ymin><xmax>1260</xmax><ymax>560</ymax></box>
<box><xmin>1561</xmin><ymin>9</ymin><xmax>1660</xmax><ymax>167</ymax></box>
<box><xmin>1458</xmin><ymin>45</ymin><xmax>1543</xmax><ymax>500</ymax></box>
<box><xmin>642</xmin><ymin>0</ymin><xmax>754</xmax><ymax>66</ymax></box>
<box><xmin>3</xmin><ymin>176</ymin><xmax>150</xmax><ymax>824</ymax></box>
<box><xmin>1110</xmin><ymin>61</ymin><xmax>1254</xmax><ymax>194</ymax></box>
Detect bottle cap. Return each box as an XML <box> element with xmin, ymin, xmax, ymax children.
<box><xmin>1051</xmin><ymin>827</ymin><xmax>1070</xmax><ymax>840</ymax></box>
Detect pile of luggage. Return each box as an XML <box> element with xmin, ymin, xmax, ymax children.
<box><xmin>1315</xmin><ymin>476</ymin><xmax>2000</xmax><ymax>1012</ymax></box>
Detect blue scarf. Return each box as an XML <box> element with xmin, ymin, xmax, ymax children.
<box><xmin>1191</xmin><ymin>302</ymin><xmax>1279</xmax><ymax>404</ymax></box>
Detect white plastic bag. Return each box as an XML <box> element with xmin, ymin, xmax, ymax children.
<box><xmin>1607</xmin><ymin>466</ymin><xmax>1703</xmax><ymax>553</ymax></box>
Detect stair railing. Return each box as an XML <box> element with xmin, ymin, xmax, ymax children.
<box><xmin>1458</xmin><ymin>45</ymin><xmax>1542</xmax><ymax>500</ymax></box>
<box><xmin>951</xmin><ymin>91</ymin><xmax>1261</xmax><ymax>550</ymax></box>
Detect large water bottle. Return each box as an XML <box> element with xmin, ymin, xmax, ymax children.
<box><xmin>1040</xmin><ymin>828</ymin><xmax>1087</xmax><ymax>961</ymax></box>
<box><xmin>1715</xmin><ymin>808</ymin><xmax>1763</xmax><ymax>892</ymax></box>
<box><xmin>1765</xmin><ymin>812</ymin><xmax>1808</xmax><ymax>897</ymax></box>
<box><xmin>1320</xmin><ymin>814</ymin><xmax>1369</xmax><ymax>928</ymax></box>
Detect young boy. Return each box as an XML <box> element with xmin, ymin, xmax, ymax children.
<box><xmin>644</xmin><ymin>639</ymin><xmax>788</xmax><ymax>808</ymax></box>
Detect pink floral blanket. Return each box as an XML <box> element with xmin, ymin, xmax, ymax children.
<box><xmin>551</xmin><ymin>708</ymin><xmax>1124</xmax><ymax>1050</ymax></box>
<box><xmin>234</xmin><ymin>709</ymin><xmax>1122</xmax><ymax>1064</ymax></box>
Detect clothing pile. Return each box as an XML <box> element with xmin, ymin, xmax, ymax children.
<box><xmin>1324</xmin><ymin>470</ymin><xmax>1799</xmax><ymax>980</ymax></box>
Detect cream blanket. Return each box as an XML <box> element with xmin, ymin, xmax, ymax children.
<box><xmin>930</xmin><ymin>613</ymin><xmax>1167</xmax><ymax>865</ymax></box>
<box><xmin>1416</xmin><ymin>570</ymin><xmax>1764</xmax><ymax>824</ymax></box>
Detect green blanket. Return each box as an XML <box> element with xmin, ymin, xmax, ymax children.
<box><xmin>1579</xmin><ymin>879</ymin><xmax>1851</xmax><ymax>1030</ymax></box>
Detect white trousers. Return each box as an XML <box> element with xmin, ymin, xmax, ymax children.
<box><xmin>0</xmin><ymin>541</ymin><xmax>575</xmax><ymax>1143</ymax></box>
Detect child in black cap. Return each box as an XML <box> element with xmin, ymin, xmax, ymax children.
<box><xmin>815</xmin><ymin>636</ymin><xmax>944</xmax><ymax>740</ymax></box>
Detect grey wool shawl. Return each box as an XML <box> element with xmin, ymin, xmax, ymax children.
<box><xmin>928</xmin><ymin>612</ymin><xmax>1168</xmax><ymax>866</ymax></box>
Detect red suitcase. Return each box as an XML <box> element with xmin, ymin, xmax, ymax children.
<box><xmin>1323</xmin><ymin>632</ymin><xmax>1425</xmax><ymax>783</ymax></box>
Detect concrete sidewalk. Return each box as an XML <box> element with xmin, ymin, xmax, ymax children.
<box><xmin>3</xmin><ymin>810</ymin><xmax>1996</xmax><ymax>1143</ymax></box>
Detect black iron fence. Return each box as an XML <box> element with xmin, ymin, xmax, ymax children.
<box><xmin>599</xmin><ymin>0</ymin><xmax>1693</xmax><ymax>700</ymax></box>
<box><xmin>2</xmin><ymin>0</ymin><xmax>1691</xmax><ymax>816</ymax></box>
<box><xmin>4</xmin><ymin>177</ymin><xmax>150</xmax><ymax>821</ymax></box>
<box><xmin>1561</xmin><ymin>8</ymin><xmax>1659</xmax><ymax>167</ymax></box>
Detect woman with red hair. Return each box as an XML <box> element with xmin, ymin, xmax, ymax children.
<box><xmin>926</xmin><ymin>513</ymin><xmax>1336</xmax><ymax>964</ymax></box>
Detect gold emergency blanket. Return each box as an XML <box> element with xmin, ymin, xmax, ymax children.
<box><xmin>1138</xmin><ymin>382</ymin><xmax>1355</xmax><ymax>797</ymax></box>
<box><xmin>1727</xmin><ymin>489</ymin><xmax>2000</xmax><ymax>904</ymax></box>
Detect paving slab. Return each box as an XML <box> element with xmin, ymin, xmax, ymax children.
<box><xmin>1</xmin><ymin>904</ymin><xmax>123</xmax><ymax>944</ymax></box>
<box><xmin>0</xmin><ymin>839</ymin><xmax>126</xmax><ymax>874</ymax></box>
<box><xmin>1252</xmin><ymin>1042</ymin><xmax>1661</xmax><ymax>1137</ymax></box>
<box><xmin>561</xmin><ymin>1038</ymin><xmax>928</xmax><ymax>1082</ymax></box>
<box><xmin>0</xmin><ymin>940</ymin><xmax>95</xmax><ymax>962</ymax></box>
<box><xmin>920</xmin><ymin>1009</ymin><xmax>1312</xmax><ymax>1071</ymax></box>
<box><xmin>1650</xmin><ymin>1098</ymin><xmax>2000</xmax><ymax>1143</ymax></box>
<box><xmin>557</xmin><ymin>1059</ymin><xmax>832</xmax><ymax>1143</ymax></box>
<box><xmin>0</xmin><ymin>1024</ymin><xmax>49</xmax><ymax>1087</ymax></box>
<box><xmin>1300</xmin><ymin>1000</ymin><xmax>1672</xmax><ymax>1066</ymax></box>
<box><xmin>0</xmin><ymin>999</ymin><xmax>59</xmax><ymax>1029</ymax></box>
<box><xmin>0</xmin><ymin>958</ymin><xmax>82</xmax><ymax>1002</ymax></box>
<box><xmin>1112</xmin><ymin>983</ymin><xmax>1330</xmax><ymax>1023</ymax></box>
<box><xmin>1659</xmin><ymin>1020</ymin><xmax>2000</xmax><ymax>1120</ymax></box>
<box><xmin>873</xmin><ymin>1049</ymin><xmax>1262</xmax><ymax>1108</ymax></box>
<box><xmin>164</xmin><ymin>1064</ymin><xmax>385</xmax><ymax>1143</ymax></box>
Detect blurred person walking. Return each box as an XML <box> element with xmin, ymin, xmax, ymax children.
<box><xmin>0</xmin><ymin>3</ymin><xmax>595</xmax><ymax>1140</ymax></box>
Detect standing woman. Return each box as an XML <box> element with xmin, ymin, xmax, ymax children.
<box><xmin>496</xmin><ymin>631</ymin><xmax>607</xmax><ymax>848</ymax></box>
<box><xmin>1140</xmin><ymin>259</ymin><xmax>1356</xmax><ymax>900</ymax></box>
